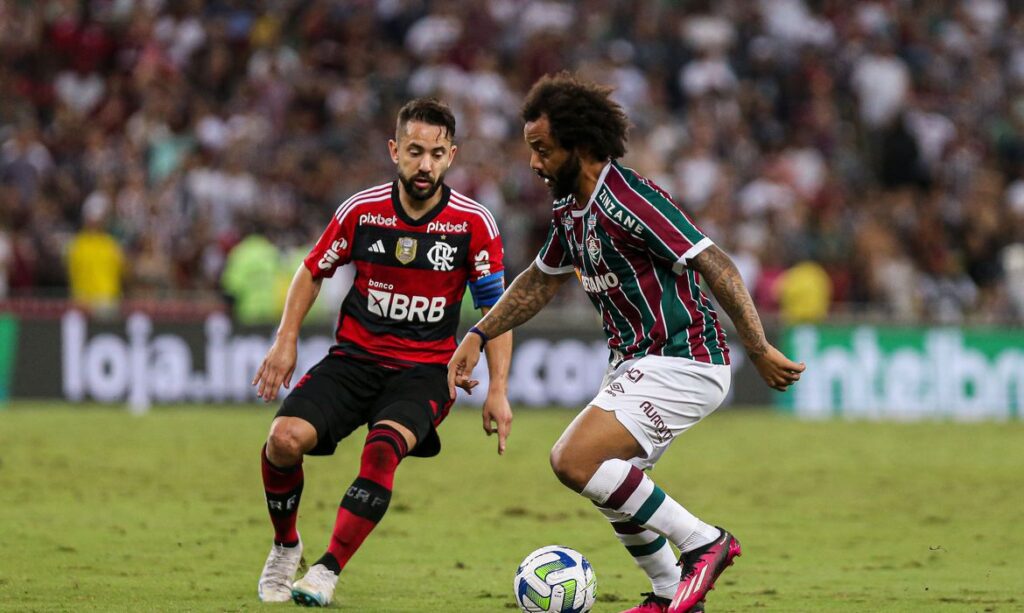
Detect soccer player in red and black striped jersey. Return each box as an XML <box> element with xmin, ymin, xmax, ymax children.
<box><xmin>449</xmin><ymin>74</ymin><xmax>805</xmax><ymax>613</ymax></box>
<box><xmin>252</xmin><ymin>98</ymin><xmax>512</xmax><ymax>607</ymax></box>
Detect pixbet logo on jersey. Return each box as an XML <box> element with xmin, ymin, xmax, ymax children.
<box><xmin>359</xmin><ymin>213</ymin><xmax>398</xmax><ymax>227</ymax></box>
<box><xmin>427</xmin><ymin>220</ymin><xmax>468</xmax><ymax>233</ymax></box>
<box><xmin>367</xmin><ymin>280</ymin><xmax>446</xmax><ymax>322</ymax></box>
<box><xmin>317</xmin><ymin>238</ymin><xmax>348</xmax><ymax>270</ymax></box>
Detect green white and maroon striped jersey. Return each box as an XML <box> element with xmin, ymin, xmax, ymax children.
<box><xmin>535</xmin><ymin>161</ymin><xmax>730</xmax><ymax>365</ymax></box>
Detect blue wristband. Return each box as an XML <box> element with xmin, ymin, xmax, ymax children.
<box><xmin>468</xmin><ymin>326</ymin><xmax>489</xmax><ymax>350</ymax></box>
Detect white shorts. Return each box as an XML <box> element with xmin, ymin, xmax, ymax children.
<box><xmin>590</xmin><ymin>354</ymin><xmax>731</xmax><ymax>470</ymax></box>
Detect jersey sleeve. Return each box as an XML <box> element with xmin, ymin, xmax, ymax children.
<box><xmin>466</xmin><ymin>213</ymin><xmax>506</xmax><ymax>308</ymax></box>
<box><xmin>534</xmin><ymin>215</ymin><xmax>574</xmax><ymax>275</ymax></box>
<box><xmin>303</xmin><ymin>210</ymin><xmax>355</xmax><ymax>280</ymax></box>
<box><xmin>635</xmin><ymin>196</ymin><xmax>713</xmax><ymax>274</ymax></box>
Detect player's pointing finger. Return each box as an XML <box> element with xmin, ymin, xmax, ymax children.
<box><xmin>497</xmin><ymin>418</ymin><xmax>510</xmax><ymax>455</ymax></box>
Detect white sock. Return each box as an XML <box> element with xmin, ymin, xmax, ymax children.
<box><xmin>595</xmin><ymin>505</ymin><xmax>679</xmax><ymax>598</ymax></box>
<box><xmin>583</xmin><ymin>459</ymin><xmax>718</xmax><ymax>552</ymax></box>
<box><xmin>581</xmin><ymin>457</ymin><xmax>632</xmax><ymax>501</ymax></box>
<box><xmin>680</xmin><ymin>522</ymin><xmax>720</xmax><ymax>552</ymax></box>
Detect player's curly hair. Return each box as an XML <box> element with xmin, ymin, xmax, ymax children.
<box><xmin>397</xmin><ymin>98</ymin><xmax>456</xmax><ymax>140</ymax></box>
<box><xmin>521</xmin><ymin>72</ymin><xmax>629</xmax><ymax>160</ymax></box>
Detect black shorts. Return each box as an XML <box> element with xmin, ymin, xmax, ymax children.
<box><xmin>275</xmin><ymin>353</ymin><xmax>453</xmax><ymax>457</ymax></box>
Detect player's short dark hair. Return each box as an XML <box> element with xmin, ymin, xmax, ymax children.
<box><xmin>396</xmin><ymin>98</ymin><xmax>456</xmax><ymax>141</ymax></box>
<box><xmin>521</xmin><ymin>72</ymin><xmax>629</xmax><ymax>160</ymax></box>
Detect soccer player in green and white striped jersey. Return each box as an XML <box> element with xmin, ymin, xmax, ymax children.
<box><xmin>448</xmin><ymin>73</ymin><xmax>805</xmax><ymax>613</ymax></box>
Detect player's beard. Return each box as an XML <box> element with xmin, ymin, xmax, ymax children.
<box><xmin>541</xmin><ymin>152</ymin><xmax>581</xmax><ymax>200</ymax></box>
<box><xmin>398</xmin><ymin>169</ymin><xmax>445</xmax><ymax>202</ymax></box>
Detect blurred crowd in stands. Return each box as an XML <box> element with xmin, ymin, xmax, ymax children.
<box><xmin>2</xmin><ymin>0</ymin><xmax>1024</xmax><ymax>324</ymax></box>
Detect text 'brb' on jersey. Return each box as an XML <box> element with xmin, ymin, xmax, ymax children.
<box><xmin>536</xmin><ymin>161</ymin><xmax>729</xmax><ymax>365</ymax></box>
<box><xmin>304</xmin><ymin>181</ymin><xmax>503</xmax><ymax>367</ymax></box>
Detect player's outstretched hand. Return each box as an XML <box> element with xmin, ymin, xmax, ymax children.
<box><xmin>447</xmin><ymin>336</ymin><xmax>482</xmax><ymax>399</ymax></box>
<box><xmin>482</xmin><ymin>393</ymin><xmax>513</xmax><ymax>455</ymax></box>
<box><xmin>750</xmin><ymin>344</ymin><xmax>805</xmax><ymax>392</ymax></box>
<box><xmin>252</xmin><ymin>339</ymin><xmax>298</xmax><ymax>402</ymax></box>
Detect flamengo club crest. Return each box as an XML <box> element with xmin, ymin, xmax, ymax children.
<box><xmin>427</xmin><ymin>240</ymin><xmax>458</xmax><ymax>271</ymax></box>
<box><xmin>395</xmin><ymin>237</ymin><xmax>417</xmax><ymax>264</ymax></box>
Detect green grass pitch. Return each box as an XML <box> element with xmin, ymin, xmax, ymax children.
<box><xmin>0</xmin><ymin>403</ymin><xmax>1021</xmax><ymax>612</ymax></box>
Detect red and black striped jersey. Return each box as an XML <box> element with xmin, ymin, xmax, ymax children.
<box><xmin>304</xmin><ymin>181</ymin><xmax>504</xmax><ymax>367</ymax></box>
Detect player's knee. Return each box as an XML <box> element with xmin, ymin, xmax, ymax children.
<box><xmin>549</xmin><ymin>444</ymin><xmax>589</xmax><ymax>492</ymax></box>
<box><xmin>267</xmin><ymin>420</ymin><xmax>312</xmax><ymax>465</ymax></box>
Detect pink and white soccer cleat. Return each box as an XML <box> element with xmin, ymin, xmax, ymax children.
<box><xmin>667</xmin><ymin>528</ymin><xmax>741</xmax><ymax>613</ymax></box>
<box><xmin>620</xmin><ymin>593</ymin><xmax>704</xmax><ymax>613</ymax></box>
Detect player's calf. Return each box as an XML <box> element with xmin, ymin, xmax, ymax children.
<box><xmin>316</xmin><ymin>424</ymin><xmax>408</xmax><ymax>574</ymax></box>
<box><xmin>261</xmin><ymin>443</ymin><xmax>304</xmax><ymax>547</ymax></box>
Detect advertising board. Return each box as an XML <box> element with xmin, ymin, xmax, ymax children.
<box><xmin>9</xmin><ymin>311</ymin><xmax>772</xmax><ymax>409</ymax></box>
<box><xmin>780</xmin><ymin>325</ymin><xmax>1024</xmax><ymax>420</ymax></box>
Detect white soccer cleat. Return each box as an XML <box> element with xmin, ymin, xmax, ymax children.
<box><xmin>291</xmin><ymin>563</ymin><xmax>339</xmax><ymax>607</ymax></box>
<box><xmin>257</xmin><ymin>540</ymin><xmax>304</xmax><ymax>603</ymax></box>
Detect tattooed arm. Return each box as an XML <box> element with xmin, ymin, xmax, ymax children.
<box><xmin>691</xmin><ymin>245</ymin><xmax>805</xmax><ymax>391</ymax></box>
<box><xmin>447</xmin><ymin>262</ymin><xmax>572</xmax><ymax>398</ymax></box>
<box><xmin>475</xmin><ymin>262</ymin><xmax>571</xmax><ymax>338</ymax></box>
<box><xmin>691</xmin><ymin>245</ymin><xmax>769</xmax><ymax>359</ymax></box>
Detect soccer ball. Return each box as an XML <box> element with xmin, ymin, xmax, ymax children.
<box><xmin>513</xmin><ymin>545</ymin><xmax>597</xmax><ymax>613</ymax></box>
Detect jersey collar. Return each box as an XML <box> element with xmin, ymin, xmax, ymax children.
<box><xmin>391</xmin><ymin>180</ymin><xmax>451</xmax><ymax>227</ymax></box>
<box><xmin>570</xmin><ymin>161</ymin><xmax>612</xmax><ymax>218</ymax></box>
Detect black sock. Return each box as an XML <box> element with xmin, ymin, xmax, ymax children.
<box><xmin>315</xmin><ymin>552</ymin><xmax>341</xmax><ymax>574</ymax></box>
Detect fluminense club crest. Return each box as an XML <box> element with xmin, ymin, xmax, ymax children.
<box><xmin>395</xmin><ymin>237</ymin><xmax>417</xmax><ymax>264</ymax></box>
<box><xmin>585</xmin><ymin>211</ymin><xmax>601</xmax><ymax>264</ymax></box>
<box><xmin>586</xmin><ymin>234</ymin><xmax>602</xmax><ymax>264</ymax></box>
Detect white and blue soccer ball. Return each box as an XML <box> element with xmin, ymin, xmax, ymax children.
<box><xmin>513</xmin><ymin>545</ymin><xmax>597</xmax><ymax>613</ymax></box>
